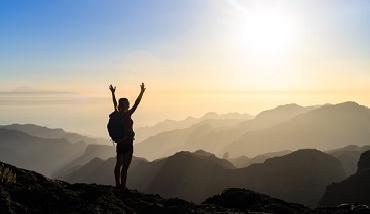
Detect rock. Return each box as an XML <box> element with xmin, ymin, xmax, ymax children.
<box><xmin>203</xmin><ymin>188</ymin><xmax>311</xmax><ymax>214</ymax></box>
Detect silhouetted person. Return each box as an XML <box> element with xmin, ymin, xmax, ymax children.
<box><xmin>109</xmin><ymin>83</ymin><xmax>146</xmax><ymax>190</ymax></box>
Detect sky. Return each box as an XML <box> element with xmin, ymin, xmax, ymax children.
<box><xmin>1</xmin><ymin>0</ymin><xmax>370</xmax><ymax>137</ymax></box>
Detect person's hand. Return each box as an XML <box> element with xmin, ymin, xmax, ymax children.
<box><xmin>140</xmin><ymin>83</ymin><xmax>146</xmax><ymax>93</ymax></box>
<box><xmin>109</xmin><ymin>85</ymin><xmax>116</xmax><ymax>93</ymax></box>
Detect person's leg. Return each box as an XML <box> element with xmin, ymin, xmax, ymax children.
<box><xmin>120</xmin><ymin>152</ymin><xmax>133</xmax><ymax>190</ymax></box>
<box><xmin>114</xmin><ymin>153</ymin><xmax>124</xmax><ymax>188</ymax></box>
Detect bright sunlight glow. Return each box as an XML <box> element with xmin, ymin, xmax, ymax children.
<box><xmin>235</xmin><ymin>9</ymin><xmax>303</xmax><ymax>58</ymax></box>
<box><xmin>227</xmin><ymin>6</ymin><xmax>305</xmax><ymax>90</ymax></box>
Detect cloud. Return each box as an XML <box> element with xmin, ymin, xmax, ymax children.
<box><xmin>0</xmin><ymin>87</ymin><xmax>77</xmax><ymax>95</ymax></box>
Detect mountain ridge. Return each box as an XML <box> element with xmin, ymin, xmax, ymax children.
<box><xmin>225</xmin><ymin>102</ymin><xmax>370</xmax><ymax>156</ymax></box>
<box><xmin>0</xmin><ymin>123</ymin><xmax>107</xmax><ymax>144</ymax></box>
<box><xmin>0</xmin><ymin>128</ymin><xmax>86</xmax><ymax>176</ymax></box>
<box><xmin>135</xmin><ymin>103</ymin><xmax>317</xmax><ymax>160</ymax></box>
<box><xmin>135</xmin><ymin>112</ymin><xmax>253</xmax><ymax>142</ymax></box>
<box><xmin>61</xmin><ymin>149</ymin><xmax>346</xmax><ymax>207</ymax></box>
<box><xmin>319</xmin><ymin>149</ymin><xmax>370</xmax><ymax>207</ymax></box>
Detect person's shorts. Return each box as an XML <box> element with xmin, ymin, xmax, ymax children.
<box><xmin>116</xmin><ymin>142</ymin><xmax>133</xmax><ymax>154</ymax></box>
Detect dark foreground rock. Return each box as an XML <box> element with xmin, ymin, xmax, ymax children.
<box><xmin>0</xmin><ymin>161</ymin><xmax>367</xmax><ymax>214</ymax></box>
<box><xmin>1</xmin><ymin>159</ymin><xmax>223</xmax><ymax>214</ymax></box>
<box><xmin>203</xmin><ymin>188</ymin><xmax>311</xmax><ymax>214</ymax></box>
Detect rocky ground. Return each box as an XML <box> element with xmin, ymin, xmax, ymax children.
<box><xmin>0</xmin><ymin>161</ymin><xmax>369</xmax><ymax>214</ymax></box>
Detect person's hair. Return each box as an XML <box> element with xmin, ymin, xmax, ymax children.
<box><xmin>118</xmin><ymin>98</ymin><xmax>130</xmax><ymax>111</ymax></box>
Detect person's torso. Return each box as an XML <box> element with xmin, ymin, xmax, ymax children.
<box><xmin>120</xmin><ymin>111</ymin><xmax>134</xmax><ymax>133</ymax></box>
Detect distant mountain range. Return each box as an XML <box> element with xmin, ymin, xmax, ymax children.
<box><xmin>135</xmin><ymin>102</ymin><xmax>370</xmax><ymax>159</ymax></box>
<box><xmin>2</xmin><ymin>101</ymin><xmax>370</xmax><ymax>209</ymax></box>
<box><xmin>52</xmin><ymin>144</ymin><xmax>115</xmax><ymax>179</ymax></box>
<box><xmin>135</xmin><ymin>104</ymin><xmax>316</xmax><ymax>160</ymax></box>
<box><xmin>0</xmin><ymin>123</ymin><xmax>108</xmax><ymax>144</ymax></box>
<box><xmin>134</xmin><ymin>112</ymin><xmax>253</xmax><ymax>143</ymax></box>
<box><xmin>227</xmin><ymin>150</ymin><xmax>292</xmax><ymax>168</ymax></box>
<box><xmin>228</xmin><ymin>145</ymin><xmax>370</xmax><ymax>178</ymax></box>
<box><xmin>0</xmin><ymin>124</ymin><xmax>114</xmax><ymax>177</ymax></box>
<box><xmin>226</xmin><ymin>102</ymin><xmax>370</xmax><ymax>156</ymax></box>
<box><xmin>134</xmin><ymin>118</ymin><xmax>249</xmax><ymax>160</ymax></box>
<box><xmin>0</xmin><ymin>128</ymin><xmax>86</xmax><ymax>176</ymax></box>
<box><xmin>5</xmin><ymin>101</ymin><xmax>368</xmax><ymax>161</ymax></box>
<box><xmin>326</xmin><ymin>145</ymin><xmax>370</xmax><ymax>176</ymax></box>
<box><xmin>62</xmin><ymin>149</ymin><xmax>345</xmax><ymax>207</ymax></box>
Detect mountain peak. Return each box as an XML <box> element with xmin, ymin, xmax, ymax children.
<box><xmin>267</xmin><ymin>149</ymin><xmax>332</xmax><ymax>161</ymax></box>
<box><xmin>255</xmin><ymin>103</ymin><xmax>307</xmax><ymax>120</ymax></box>
<box><xmin>193</xmin><ymin>149</ymin><xmax>215</xmax><ymax>157</ymax></box>
<box><xmin>338</xmin><ymin>101</ymin><xmax>362</xmax><ymax>107</ymax></box>
<box><xmin>324</xmin><ymin>101</ymin><xmax>367</xmax><ymax>111</ymax></box>
<box><xmin>4</xmin><ymin>123</ymin><xmax>65</xmax><ymax>133</ymax></box>
<box><xmin>358</xmin><ymin>149</ymin><xmax>370</xmax><ymax>172</ymax></box>
<box><xmin>203</xmin><ymin>112</ymin><xmax>219</xmax><ymax>118</ymax></box>
<box><xmin>276</xmin><ymin>103</ymin><xmax>303</xmax><ymax>110</ymax></box>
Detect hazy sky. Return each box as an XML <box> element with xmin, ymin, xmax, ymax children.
<box><xmin>1</xmin><ymin>0</ymin><xmax>370</xmax><ymax>136</ymax></box>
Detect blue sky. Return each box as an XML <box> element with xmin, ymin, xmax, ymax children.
<box><xmin>0</xmin><ymin>0</ymin><xmax>212</xmax><ymax>85</ymax></box>
<box><xmin>1</xmin><ymin>0</ymin><xmax>370</xmax><ymax>92</ymax></box>
<box><xmin>1</xmin><ymin>0</ymin><xmax>370</xmax><ymax>135</ymax></box>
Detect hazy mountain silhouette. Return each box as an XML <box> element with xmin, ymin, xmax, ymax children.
<box><xmin>226</xmin><ymin>155</ymin><xmax>250</xmax><ymax>168</ymax></box>
<box><xmin>0</xmin><ymin>128</ymin><xmax>86</xmax><ymax>176</ymax></box>
<box><xmin>61</xmin><ymin>156</ymin><xmax>148</xmax><ymax>185</ymax></box>
<box><xmin>225</xmin><ymin>102</ymin><xmax>370</xmax><ymax>156</ymax></box>
<box><xmin>135</xmin><ymin>104</ymin><xmax>314</xmax><ymax>160</ymax></box>
<box><xmin>231</xmin><ymin>149</ymin><xmax>346</xmax><ymax>207</ymax></box>
<box><xmin>136</xmin><ymin>150</ymin><xmax>237</xmax><ymax>203</ymax></box>
<box><xmin>319</xmin><ymin>149</ymin><xmax>370</xmax><ymax>207</ymax></box>
<box><xmin>62</xmin><ymin>150</ymin><xmax>239</xmax><ymax>202</ymax></box>
<box><xmin>62</xmin><ymin>150</ymin><xmax>233</xmax><ymax>188</ymax></box>
<box><xmin>192</xmin><ymin>150</ymin><xmax>236</xmax><ymax>169</ymax></box>
<box><xmin>135</xmin><ymin>112</ymin><xmax>253</xmax><ymax>142</ymax></box>
<box><xmin>52</xmin><ymin>144</ymin><xmax>115</xmax><ymax>179</ymax></box>
<box><xmin>326</xmin><ymin>145</ymin><xmax>370</xmax><ymax>176</ymax></box>
<box><xmin>227</xmin><ymin>150</ymin><xmax>292</xmax><ymax>168</ymax></box>
<box><xmin>0</xmin><ymin>123</ymin><xmax>107</xmax><ymax>144</ymax></box>
<box><xmin>135</xmin><ymin>118</ymin><xmax>249</xmax><ymax>160</ymax></box>
<box><xmin>61</xmin><ymin>149</ymin><xmax>345</xmax><ymax>207</ymax></box>
<box><xmin>242</xmin><ymin>103</ymin><xmax>317</xmax><ymax>131</ymax></box>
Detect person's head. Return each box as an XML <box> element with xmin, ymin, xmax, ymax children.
<box><xmin>118</xmin><ymin>98</ymin><xmax>130</xmax><ymax>112</ymax></box>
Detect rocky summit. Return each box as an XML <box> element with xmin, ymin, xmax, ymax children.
<box><xmin>0</xmin><ymin>161</ymin><xmax>369</xmax><ymax>214</ymax></box>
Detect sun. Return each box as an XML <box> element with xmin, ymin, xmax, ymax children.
<box><xmin>227</xmin><ymin>7</ymin><xmax>304</xmax><ymax>89</ymax></box>
<box><xmin>235</xmin><ymin>9</ymin><xmax>302</xmax><ymax>58</ymax></box>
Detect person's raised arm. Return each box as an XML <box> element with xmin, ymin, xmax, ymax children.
<box><xmin>109</xmin><ymin>84</ymin><xmax>118</xmax><ymax>111</ymax></box>
<box><xmin>130</xmin><ymin>83</ymin><xmax>146</xmax><ymax>114</ymax></box>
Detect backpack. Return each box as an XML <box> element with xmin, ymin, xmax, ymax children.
<box><xmin>107</xmin><ymin>111</ymin><xmax>126</xmax><ymax>142</ymax></box>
